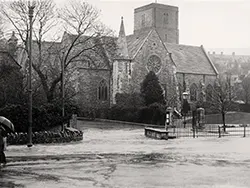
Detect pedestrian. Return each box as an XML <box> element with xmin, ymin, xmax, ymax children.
<box><xmin>0</xmin><ymin>127</ymin><xmax>7</xmax><ymax>167</ymax></box>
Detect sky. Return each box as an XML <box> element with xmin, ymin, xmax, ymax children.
<box><xmin>54</xmin><ymin>0</ymin><xmax>250</xmax><ymax>55</ymax></box>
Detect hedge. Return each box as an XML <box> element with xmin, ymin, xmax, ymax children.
<box><xmin>239</xmin><ymin>104</ymin><xmax>250</xmax><ymax>113</ymax></box>
<box><xmin>0</xmin><ymin>101</ymin><xmax>79</xmax><ymax>133</ymax></box>
<box><xmin>79</xmin><ymin>102</ymin><xmax>166</xmax><ymax>125</ymax></box>
<box><xmin>6</xmin><ymin>128</ymin><xmax>83</xmax><ymax>145</ymax></box>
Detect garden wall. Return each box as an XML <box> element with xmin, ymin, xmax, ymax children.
<box><xmin>6</xmin><ymin>128</ymin><xmax>83</xmax><ymax>145</ymax></box>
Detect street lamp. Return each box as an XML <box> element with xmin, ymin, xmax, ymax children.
<box><xmin>182</xmin><ymin>91</ymin><xmax>190</xmax><ymax>128</ymax></box>
<box><xmin>182</xmin><ymin>91</ymin><xmax>189</xmax><ymax>100</ymax></box>
<box><xmin>27</xmin><ymin>1</ymin><xmax>35</xmax><ymax>148</ymax></box>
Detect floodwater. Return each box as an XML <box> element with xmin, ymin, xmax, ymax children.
<box><xmin>1</xmin><ymin>121</ymin><xmax>250</xmax><ymax>188</ymax></box>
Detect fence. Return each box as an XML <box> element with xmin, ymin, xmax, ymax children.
<box><xmin>168</xmin><ymin>116</ymin><xmax>250</xmax><ymax>138</ymax></box>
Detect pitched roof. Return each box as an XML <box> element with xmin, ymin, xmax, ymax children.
<box><xmin>164</xmin><ymin>43</ymin><xmax>217</xmax><ymax>75</ymax></box>
<box><xmin>126</xmin><ymin>30</ymin><xmax>151</xmax><ymax>59</ymax></box>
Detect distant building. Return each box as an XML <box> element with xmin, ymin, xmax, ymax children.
<box><xmin>209</xmin><ymin>52</ymin><xmax>250</xmax><ymax>87</ymax></box>
<box><xmin>0</xmin><ymin>31</ymin><xmax>23</xmax><ymax>106</ymax></box>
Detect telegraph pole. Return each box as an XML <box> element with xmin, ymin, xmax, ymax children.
<box><xmin>27</xmin><ymin>1</ymin><xmax>35</xmax><ymax>148</ymax></box>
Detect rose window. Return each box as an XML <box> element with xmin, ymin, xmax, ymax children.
<box><xmin>147</xmin><ymin>55</ymin><xmax>162</xmax><ymax>73</ymax></box>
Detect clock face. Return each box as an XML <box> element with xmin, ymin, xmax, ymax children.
<box><xmin>147</xmin><ymin>55</ymin><xmax>162</xmax><ymax>73</ymax></box>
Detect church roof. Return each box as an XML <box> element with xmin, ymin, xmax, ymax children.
<box><xmin>164</xmin><ymin>43</ymin><xmax>218</xmax><ymax>75</ymax></box>
<box><xmin>126</xmin><ymin>30</ymin><xmax>152</xmax><ymax>59</ymax></box>
<box><xmin>125</xmin><ymin>29</ymin><xmax>217</xmax><ymax>75</ymax></box>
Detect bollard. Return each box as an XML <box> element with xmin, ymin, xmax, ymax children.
<box><xmin>218</xmin><ymin>126</ymin><xmax>221</xmax><ymax>138</ymax></box>
<box><xmin>243</xmin><ymin>125</ymin><xmax>246</xmax><ymax>138</ymax></box>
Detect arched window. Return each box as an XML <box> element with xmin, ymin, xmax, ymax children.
<box><xmin>98</xmin><ymin>80</ymin><xmax>108</xmax><ymax>101</ymax></box>
<box><xmin>206</xmin><ymin>84</ymin><xmax>213</xmax><ymax>102</ymax></box>
<box><xmin>165</xmin><ymin>34</ymin><xmax>168</xmax><ymax>41</ymax></box>
<box><xmin>141</xmin><ymin>14</ymin><xmax>145</xmax><ymax>27</ymax></box>
<box><xmin>190</xmin><ymin>83</ymin><xmax>198</xmax><ymax>101</ymax></box>
<box><xmin>163</xmin><ymin>13</ymin><xmax>168</xmax><ymax>24</ymax></box>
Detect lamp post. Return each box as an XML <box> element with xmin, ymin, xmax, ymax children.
<box><xmin>61</xmin><ymin>52</ymin><xmax>65</xmax><ymax>131</ymax></box>
<box><xmin>182</xmin><ymin>91</ymin><xmax>190</xmax><ymax>128</ymax></box>
<box><xmin>27</xmin><ymin>1</ymin><xmax>35</xmax><ymax>148</ymax></box>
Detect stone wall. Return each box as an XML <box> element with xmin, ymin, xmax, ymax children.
<box><xmin>6</xmin><ymin>128</ymin><xmax>83</xmax><ymax>145</ymax></box>
<box><xmin>77</xmin><ymin>68</ymin><xmax>111</xmax><ymax>109</ymax></box>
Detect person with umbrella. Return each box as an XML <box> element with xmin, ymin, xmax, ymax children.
<box><xmin>0</xmin><ymin>116</ymin><xmax>15</xmax><ymax>167</ymax></box>
<box><xmin>0</xmin><ymin>126</ymin><xmax>7</xmax><ymax>166</ymax></box>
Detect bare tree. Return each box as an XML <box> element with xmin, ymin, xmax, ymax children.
<box><xmin>241</xmin><ymin>75</ymin><xmax>250</xmax><ymax>104</ymax></box>
<box><xmin>1</xmin><ymin>0</ymin><xmax>116</xmax><ymax>103</ymax></box>
<box><xmin>207</xmin><ymin>76</ymin><xmax>238</xmax><ymax>132</ymax></box>
<box><xmin>0</xmin><ymin>0</ymin><xmax>58</xmax><ymax>102</ymax></box>
<box><xmin>55</xmin><ymin>0</ymin><xmax>116</xmax><ymax>103</ymax></box>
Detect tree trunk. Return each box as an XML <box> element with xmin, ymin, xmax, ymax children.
<box><xmin>46</xmin><ymin>75</ymin><xmax>62</xmax><ymax>103</ymax></box>
<box><xmin>222</xmin><ymin>112</ymin><xmax>226</xmax><ymax>132</ymax></box>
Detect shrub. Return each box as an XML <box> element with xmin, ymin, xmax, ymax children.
<box><xmin>108</xmin><ymin>105</ymin><xmax>139</xmax><ymax>122</ymax></box>
<box><xmin>138</xmin><ymin>103</ymin><xmax>166</xmax><ymax>125</ymax></box>
<box><xmin>115</xmin><ymin>92</ymin><xmax>144</xmax><ymax>107</ymax></box>
<box><xmin>141</xmin><ymin>71</ymin><xmax>165</xmax><ymax>106</ymax></box>
<box><xmin>0</xmin><ymin>101</ymin><xmax>79</xmax><ymax>133</ymax></box>
<box><xmin>239</xmin><ymin>103</ymin><xmax>250</xmax><ymax>113</ymax></box>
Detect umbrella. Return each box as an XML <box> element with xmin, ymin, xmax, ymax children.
<box><xmin>0</xmin><ymin>116</ymin><xmax>15</xmax><ymax>133</ymax></box>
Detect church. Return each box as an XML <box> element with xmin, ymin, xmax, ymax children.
<box><xmin>77</xmin><ymin>2</ymin><xmax>218</xmax><ymax>110</ymax></box>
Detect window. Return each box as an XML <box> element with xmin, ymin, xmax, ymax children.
<box><xmin>176</xmin><ymin>11</ymin><xmax>178</xmax><ymax>25</ymax></box>
<box><xmin>128</xmin><ymin>61</ymin><xmax>132</xmax><ymax>76</ymax></box>
<box><xmin>205</xmin><ymin>84</ymin><xmax>213</xmax><ymax>102</ymax></box>
<box><xmin>190</xmin><ymin>83</ymin><xmax>198</xmax><ymax>101</ymax></box>
<box><xmin>147</xmin><ymin>55</ymin><xmax>162</xmax><ymax>73</ymax></box>
<box><xmin>165</xmin><ymin>34</ymin><xmax>168</xmax><ymax>41</ymax></box>
<box><xmin>98</xmin><ymin>80</ymin><xmax>108</xmax><ymax>101</ymax></box>
<box><xmin>141</xmin><ymin>14</ymin><xmax>145</xmax><ymax>27</ymax></box>
<box><xmin>163</xmin><ymin>13</ymin><xmax>168</xmax><ymax>24</ymax></box>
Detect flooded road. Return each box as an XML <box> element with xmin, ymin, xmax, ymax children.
<box><xmin>1</xmin><ymin>121</ymin><xmax>250</xmax><ymax>187</ymax></box>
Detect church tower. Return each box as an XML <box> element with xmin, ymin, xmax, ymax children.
<box><xmin>134</xmin><ymin>3</ymin><xmax>179</xmax><ymax>44</ymax></box>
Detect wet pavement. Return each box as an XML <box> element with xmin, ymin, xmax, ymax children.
<box><xmin>1</xmin><ymin>121</ymin><xmax>250</xmax><ymax>187</ymax></box>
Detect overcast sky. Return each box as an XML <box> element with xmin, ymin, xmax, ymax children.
<box><xmin>55</xmin><ymin>0</ymin><xmax>250</xmax><ymax>55</ymax></box>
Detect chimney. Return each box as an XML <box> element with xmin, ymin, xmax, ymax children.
<box><xmin>221</xmin><ymin>52</ymin><xmax>223</xmax><ymax>55</ymax></box>
<box><xmin>208</xmin><ymin>51</ymin><xmax>210</xmax><ymax>54</ymax></box>
<box><xmin>213</xmin><ymin>51</ymin><xmax>215</xmax><ymax>55</ymax></box>
<box><xmin>232</xmin><ymin>52</ymin><xmax>235</xmax><ymax>56</ymax></box>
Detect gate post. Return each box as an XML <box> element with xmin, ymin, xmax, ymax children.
<box><xmin>165</xmin><ymin>107</ymin><xmax>173</xmax><ymax>131</ymax></box>
<box><xmin>218</xmin><ymin>126</ymin><xmax>221</xmax><ymax>138</ymax></box>
<box><xmin>192</xmin><ymin>110</ymin><xmax>197</xmax><ymax>138</ymax></box>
